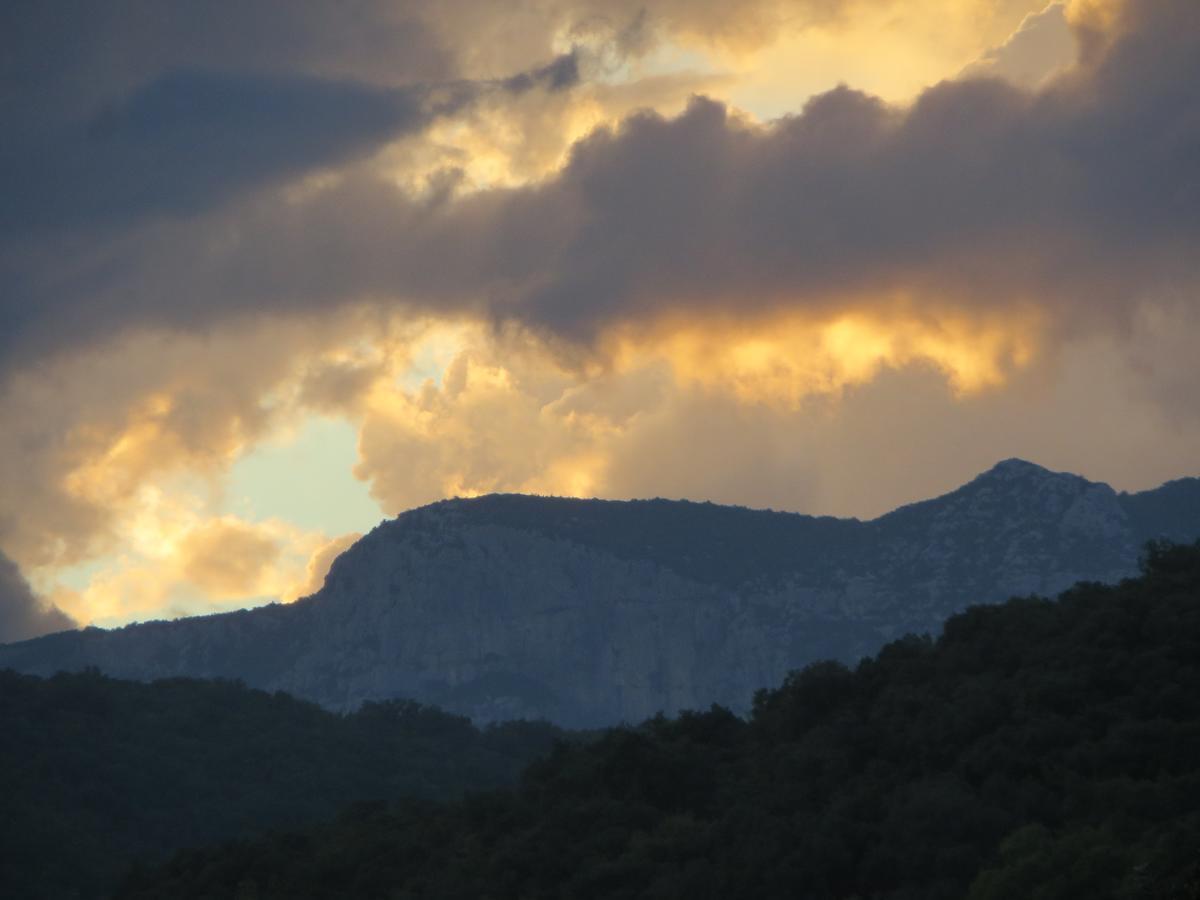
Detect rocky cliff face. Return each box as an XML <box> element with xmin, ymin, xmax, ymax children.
<box><xmin>2</xmin><ymin>459</ymin><xmax>1197</xmax><ymax>727</ymax></box>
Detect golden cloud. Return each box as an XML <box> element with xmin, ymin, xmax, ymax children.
<box><xmin>326</xmin><ymin>306</ymin><xmax>1192</xmax><ymax>530</ymax></box>
<box><xmin>47</xmin><ymin>506</ymin><xmax>357</xmax><ymax>627</ymax></box>
<box><xmin>610</xmin><ymin>304</ymin><xmax>1045</xmax><ymax>409</ymax></box>
<box><xmin>345</xmin><ymin>0</ymin><xmax>1057</xmax><ymax>203</ymax></box>
<box><xmin>342</xmin><ymin>304</ymin><xmax>1048</xmax><ymax>515</ymax></box>
<box><xmin>178</xmin><ymin>518</ymin><xmax>283</xmax><ymax>598</ymax></box>
<box><xmin>9</xmin><ymin>292</ymin><xmax>1200</xmax><ymax>631</ymax></box>
<box><xmin>289</xmin><ymin>532</ymin><xmax>363</xmax><ymax>600</ymax></box>
<box><xmin>0</xmin><ymin>310</ymin><xmax>392</xmax><ymax>571</ymax></box>
<box><xmin>382</xmin><ymin>67</ymin><xmax>733</xmax><ymax>193</ymax></box>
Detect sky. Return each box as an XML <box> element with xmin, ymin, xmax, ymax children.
<box><xmin>1</xmin><ymin>0</ymin><xmax>1199</xmax><ymax>639</ymax></box>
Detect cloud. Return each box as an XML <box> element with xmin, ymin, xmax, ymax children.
<box><xmin>178</xmin><ymin>518</ymin><xmax>359</xmax><ymax>604</ymax></box>
<box><xmin>0</xmin><ymin>0</ymin><xmax>953</xmax><ymax>143</ymax></box>
<box><xmin>0</xmin><ymin>48</ymin><xmax>588</xmax><ymax>236</ymax></box>
<box><xmin>962</xmin><ymin>3</ymin><xmax>1076</xmax><ymax>87</ymax></box>
<box><xmin>0</xmin><ymin>307</ymin><xmax>396</xmax><ymax>625</ymax></box>
<box><xmin>0</xmin><ymin>551</ymin><xmax>76</xmax><ymax>644</ymax></box>
<box><xmin>380</xmin><ymin>65</ymin><xmax>734</xmax><ymax>197</ymax></box>
<box><xmin>290</xmin><ymin>532</ymin><xmax>362</xmax><ymax>599</ymax></box>
<box><xmin>418</xmin><ymin>0</ymin><xmax>894</xmax><ymax>81</ymax></box>
<box><xmin>0</xmin><ymin>1</ymin><xmax>451</xmax><ymax>130</ymax></box>
<box><xmin>41</xmin><ymin>508</ymin><xmax>357</xmax><ymax>627</ymax></box>
<box><xmin>6</xmin><ymin>287</ymin><xmax>1198</xmax><ymax>630</ymax></box>
<box><xmin>2</xmin><ymin>0</ymin><xmax>1198</xmax><ymax>630</ymax></box>
<box><xmin>177</xmin><ymin>518</ymin><xmax>283</xmax><ymax>598</ymax></box>
<box><xmin>5</xmin><ymin>0</ymin><xmax>1194</xmax><ymax>376</ymax></box>
<box><xmin>2</xmin><ymin>0</ymin><xmax>623</xmax><ymax>242</ymax></box>
<box><xmin>0</xmin><ymin>311</ymin><xmax>388</xmax><ymax>570</ymax></box>
<box><xmin>348</xmin><ymin>303</ymin><xmax>1200</xmax><ymax>520</ymax></box>
<box><xmin>2</xmin><ymin>70</ymin><xmax>429</xmax><ymax>233</ymax></box>
<box><xmin>501</xmin><ymin>52</ymin><xmax>582</xmax><ymax>94</ymax></box>
<box><xmin>354</xmin><ymin>325</ymin><xmax>601</xmax><ymax>509</ymax></box>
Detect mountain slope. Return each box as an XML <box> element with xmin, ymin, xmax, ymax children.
<box><xmin>1</xmin><ymin>459</ymin><xmax>1197</xmax><ymax>726</ymax></box>
<box><xmin>115</xmin><ymin>542</ymin><xmax>1200</xmax><ymax>900</ymax></box>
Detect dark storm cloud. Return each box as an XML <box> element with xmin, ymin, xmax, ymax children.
<box><xmin>501</xmin><ymin>52</ymin><xmax>582</xmax><ymax>94</ymax></box>
<box><xmin>1</xmin><ymin>69</ymin><xmax>428</xmax><ymax>232</ymax></box>
<box><xmin>0</xmin><ymin>0</ymin><xmax>449</xmax><ymax>130</ymax></box>
<box><xmin>3</xmin><ymin>0</ymin><xmax>1199</xmax><ymax>370</ymax></box>
<box><xmin>0</xmin><ymin>551</ymin><xmax>75</xmax><ymax>644</ymax></box>
<box><xmin>0</xmin><ymin>0</ymin><xmax>587</xmax><ymax>366</ymax></box>
<box><xmin>0</xmin><ymin>0</ymin><xmax>579</xmax><ymax>236</ymax></box>
<box><xmin>507</xmin><ymin>0</ymin><xmax>1200</xmax><ymax>338</ymax></box>
<box><xmin>0</xmin><ymin>0</ymin><xmax>451</xmax><ymax>241</ymax></box>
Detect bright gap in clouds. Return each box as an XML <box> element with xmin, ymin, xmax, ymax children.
<box><xmin>228</xmin><ymin>417</ymin><xmax>382</xmax><ymax>536</ymax></box>
<box><xmin>627</xmin><ymin>1</ymin><xmax>1069</xmax><ymax>122</ymax></box>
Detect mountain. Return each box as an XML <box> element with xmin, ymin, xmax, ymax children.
<box><xmin>115</xmin><ymin>542</ymin><xmax>1200</xmax><ymax>900</ymax></box>
<box><xmin>2</xmin><ymin>459</ymin><xmax>1198</xmax><ymax>727</ymax></box>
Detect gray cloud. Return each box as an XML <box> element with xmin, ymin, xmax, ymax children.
<box><xmin>0</xmin><ymin>1</ymin><xmax>450</xmax><ymax>131</ymax></box>
<box><xmin>506</xmin><ymin>0</ymin><xmax>1198</xmax><ymax>340</ymax></box>
<box><xmin>2</xmin><ymin>0</ymin><xmax>1198</xmax><ymax>374</ymax></box>
<box><xmin>501</xmin><ymin>52</ymin><xmax>582</xmax><ymax>94</ymax></box>
<box><xmin>0</xmin><ymin>0</ymin><xmax>590</xmax><ymax>237</ymax></box>
<box><xmin>0</xmin><ymin>551</ymin><xmax>76</xmax><ymax>644</ymax></box>
<box><xmin>2</xmin><ymin>69</ymin><xmax>428</xmax><ymax>233</ymax></box>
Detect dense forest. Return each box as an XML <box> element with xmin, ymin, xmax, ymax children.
<box><xmin>0</xmin><ymin>673</ymin><xmax>562</xmax><ymax>899</ymax></box>
<box><xmin>115</xmin><ymin>542</ymin><xmax>1200</xmax><ymax>899</ymax></box>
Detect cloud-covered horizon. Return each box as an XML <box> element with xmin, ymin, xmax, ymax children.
<box><xmin>2</xmin><ymin>0</ymin><xmax>1198</xmax><ymax>634</ymax></box>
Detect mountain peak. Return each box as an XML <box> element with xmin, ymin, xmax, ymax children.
<box><xmin>985</xmin><ymin>457</ymin><xmax>1053</xmax><ymax>478</ymax></box>
<box><xmin>968</xmin><ymin>458</ymin><xmax>1095</xmax><ymax>490</ymax></box>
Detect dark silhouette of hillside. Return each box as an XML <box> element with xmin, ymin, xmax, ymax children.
<box><xmin>0</xmin><ymin>674</ymin><xmax>561</xmax><ymax>899</ymax></box>
<box><xmin>117</xmin><ymin>542</ymin><xmax>1200</xmax><ymax>900</ymax></box>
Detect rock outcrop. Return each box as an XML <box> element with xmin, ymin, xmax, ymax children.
<box><xmin>2</xmin><ymin>459</ymin><xmax>1197</xmax><ymax>726</ymax></box>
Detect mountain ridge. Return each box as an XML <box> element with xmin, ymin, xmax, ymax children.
<box><xmin>112</xmin><ymin>542</ymin><xmax>1200</xmax><ymax>900</ymax></box>
<box><xmin>2</xmin><ymin>459</ymin><xmax>1198</xmax><ymax>726</ymax></box>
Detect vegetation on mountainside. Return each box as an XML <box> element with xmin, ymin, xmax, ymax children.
<box><xmin>0</xmin><ymin>673</ymin><xmax>561</xmax><ymax>899</ymax></box>
<box><xmin>116</xmin><ymin>542</ymin><xmax>1200</xmax><ymax>900</ymax></box>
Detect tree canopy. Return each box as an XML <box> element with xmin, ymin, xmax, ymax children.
<box><xmin>115</xmin><ymin>541</ymin><xmax>1200</xmax><ymax>899</ymax></box>
<box><xmin>0</xmin><ymin>672</ymin><xmax>561</xmax><ymax>899</ymax></box>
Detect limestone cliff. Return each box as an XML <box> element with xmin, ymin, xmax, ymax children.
<box><xmin>2</xmin><ymin>459</ymin><xmax>1197</xmax><ymax>726</ymax></box>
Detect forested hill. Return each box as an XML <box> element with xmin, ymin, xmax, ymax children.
<box><xmin>119</xmin><ymin>542</ymin><xmax>1200</xmax><ymax>900</ymax></box>
<box><xmin>0</xmin><ymin>674</ymin><xmax>561</xmax><ymax>900</ymax></box>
